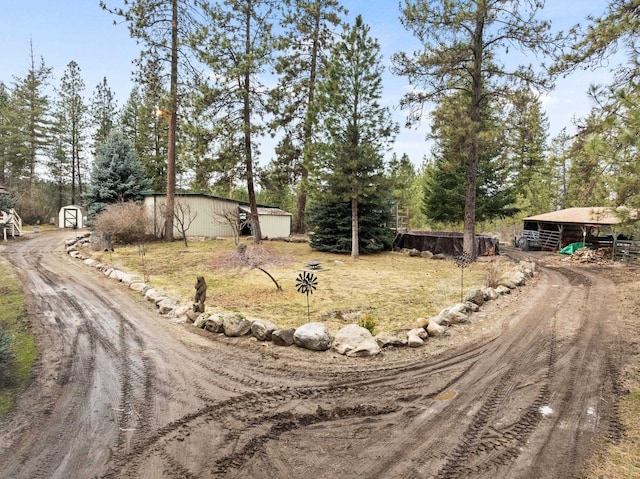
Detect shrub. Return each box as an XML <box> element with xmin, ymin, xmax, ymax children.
<box><xmin>483</xmin><ymin>260</ymin><xmax>504</xmax><ymax>289</ymax></box>
<box><xmin>359</xmin><ymin>312</ymin><xmax>378</xmax><ymax>335</ymax></box>
<box><xmin>93</xmin><ymin>201</ymin><xmax>151</xmax><ymax>245</ymax></box>
<box><xmin>0</xmin><ymin>328</ymin><xmax>14</xmax><ymax>365</ymax></box>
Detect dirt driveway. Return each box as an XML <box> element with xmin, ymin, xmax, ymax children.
<box><xmin>0</xmin><ymin>230</ymin><xmax>624</xmax><ymax>478</ymax></box>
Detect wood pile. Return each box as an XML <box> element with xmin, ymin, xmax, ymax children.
<box><xmin>569</xmin><ymin>247</ymin><xmax>612</xmax><ymax>264</ymax></box>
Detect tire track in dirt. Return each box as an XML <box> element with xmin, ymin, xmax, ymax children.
<box><xmin>0</xmin><ymin>234</ymin><xmax>625</xmax><ymax>479</ymax></box>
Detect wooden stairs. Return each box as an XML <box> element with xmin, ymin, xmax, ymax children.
<box><xmin>1</xmin><ymin>208</ymin><xmax>23</xmax><ymax>240</ymax></box>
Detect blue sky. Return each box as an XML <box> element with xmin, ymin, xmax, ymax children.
<box><xmin>0</xmin><ymin>0</ymin><xmax>621</xmax><ymax>168</ymax></box>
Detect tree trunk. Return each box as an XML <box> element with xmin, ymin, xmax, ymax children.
<box><xmin>243</xmin><ymin>3</ymin><xmax>262</xmax><ymax>243</ymax></box>
<box><xmin>463</xmin><ymin>7</ymin><xmax>485</xmax><ymax>260</ymax></box>
<box><xmin>351</xmin><ymin>197</ymin><xmax>359</xmax><ymax>259</ymax></box>
<box><xmin>293</xmin><ymin>6</ymin><xmax>322</xmax><ymax>234</ymax></box>
<box><xmin>164</xmin><ymin>0</ymin><xmax>178</xmax><ymax>242</ymax></box>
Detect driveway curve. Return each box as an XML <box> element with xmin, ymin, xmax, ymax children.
<box><xmin>0</xmin><ymin>231</ymin><xmax>621</xmax><ymax>478</ymax></box>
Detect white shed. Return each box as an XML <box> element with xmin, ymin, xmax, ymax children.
<box><xmin>143</xmin><ymin>193</ymin><xmax>292</xmax><ymax>239</ymax></box>
<box><xmin>58</xmin><ymin>205</ymin><xmax>86</xmax><ymax>229</ymax></box>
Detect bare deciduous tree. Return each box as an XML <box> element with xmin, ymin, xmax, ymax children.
<box><xmin>212</xmin><ymin>208</ymin><xmax>243</xmax><ymax>246</ymax></box>
<box><xmin>211</xmin><ymin>243</ymin><xmax>292</xmax><ymax>291</ymax></box>
<box><xmin>173</xmin><ymin>199</ymin><xmax>197</xmax><ymax>247</ymax></box>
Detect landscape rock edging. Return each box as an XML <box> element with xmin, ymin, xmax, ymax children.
<box><xmin>65</xmin><ymin>234</ymin><xmax>537</xmax><ymax>356</ymax></box>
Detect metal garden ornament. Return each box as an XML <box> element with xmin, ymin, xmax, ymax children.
<box><xmin>455</xmin><ymin>252</ymin><xmax>473</xmax><ymax>302</ymax></box>
<box><xmin>296</xmin><ymin>272</ymin><xmax>318</xmax><ymax>321</ymax></box>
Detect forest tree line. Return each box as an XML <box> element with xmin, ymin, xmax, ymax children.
<box><xmin>1</xmin><ymin>0</ymin><xmax>639</xmax><ymax>255</ymax></box>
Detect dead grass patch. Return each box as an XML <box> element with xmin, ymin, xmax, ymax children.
<box><xmin>584</xmin><ymin>264</ymin><xmax>640</xmax><ymax>478</ymax></box>
<box><xmin>90</xmin><ymin>238</ymin><xmax>505</xmax><ymax>333</ymax></box>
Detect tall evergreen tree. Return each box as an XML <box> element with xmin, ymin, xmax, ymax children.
<box><xmin>192</xmin><ymin>0</ymin><xmax>282</xmax><ymax>243</ymax></box>
<box><xmin>54</xmin><ymin>60</ymin><xmax>88</xmax><ymax>205</ymax></box>
<box><xmin>0</xmin><ymin>82</ymin><xmax>10</xmax><ymax>185</ymax></box>
<box><xmin>4</xmin><ymin>44</ymin><xmax>52</xmax><ymax>200</ymax></box>
<box><xmin>503</xmin><ymin>88</ymin><xmax>551</xmax><ymax>214</ymax></box>
<box><xmin>423</xmin><ymin>93</ymin><xmax>518</xmax><ymax>226</ymax></box>
<box><xmin>121</xmin><ymin>83</ymin><xmax>169</xmax><ymax>192</ymax></box>
<box><xmin>269</xmin><ymin>0</ymin><xmax>346</xmax><ymax>233</ymax></box>
<box><xmin>556</xmin><ymin>0</ymin><xmax>640</xmax><ymax>86</ymax></box>
<box><xmin>311</xmin><ymin>15</ymin><xmax>397</xmax><ymax>259</ymax></box>
<box><xmin>393</xmin><ymin>0</ymin><xmax>561</xmax><ymax>258</ymax></box>
<box><xmin>102</xmin><ymin>0</ymin><xmax>199</xmax><ymax>241</ymax></box>
<box><xmin>91</xmin><ymin>77</ymin><xmax>118</xmax><ymax>148</ymax></box>
<box><xmin>386</xmin><ymin>152</ymin><xmax>418</xmax><ymax>228</ymax></box>
<box><xmin>85</xmin><ymin>129</ymin><xmax>150</xmax><ymax>220</ymax></box>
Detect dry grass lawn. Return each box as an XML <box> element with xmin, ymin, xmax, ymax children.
<box><xmin>90</xmin><ymin>237</ymin><xmax>508</xmax><ymax>334</ymax></box>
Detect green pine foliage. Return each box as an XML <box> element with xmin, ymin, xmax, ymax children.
<box><xmin>308</xmin><ymin>194</ymin><xmax>394</xmax><ymax>254</ymax></box>
<box><xmin>0</xmin><ymin>191</ymin><xmax>18</xmax><ymax>213</ymax></box>
<box><xmin>423</xmin><ymin>90</ymin><xmax>518</xmax><ymax>225</ymax></box>
<box><xmin>311</xmin><ymin>15</ymin><xmax>397</xmax><ymax>258</ymax></box>
<box><xmin>84</xmin><ymin>129</ymin><xmax>150</xmax><ymax>220</ymax></box>
<box><xmin>0</xmin><ymin>328</ymin><xmax>14</xmax><ymax>365</ymax></box>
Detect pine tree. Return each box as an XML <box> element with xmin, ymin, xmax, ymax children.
<box><xmin>269</xmin><ymin>0</ymin><xmax>346</xmax><ymax>233</ymax></box>
<box><xmin>85</xmin><ymin>129</ymin><xmax>150</xmax><ymax>220</ymax></box>
<box><xmin>386</xmin><ymin>153</ymin><xmax>416</xmax><ymax>229</ymax></box>
<box><xmin>423</xmin><ymin>90</ymin><xmax>518</xmax><ymax>225</ymax></box>
<box><xmin>91</xmin><ymin>77</ymin><xmax>118</xmax><ymax>148</ymax></box>
<box><xmin>0</xmin><ymin>82</ymin><xmax>10</xmax><ymax>185</ymax></box>
<box><xmin>191</xmin><ymin>0</ymin><xmax>282</xmax><ymax>243</ymax></box>
<box><xmin>307</xmin><ymin>190</ymin><xmax>394</xmax><ymax>254</ymax></box>
<box><xmin>394</xmin><ymin>0</ymin><xmax>561</xmax><ymax>258</ymax></box>
<box><xmin>53</xmin><ymin>61</ymin><xmax>88</xmax><ymax>205</ymax></box>
<box><xmin>311</xmin><ymin>15</ymin><xmax>397</xmax><ymax>259</ymax></box>
<box><xmin>4</xmin><ymin>44</ymin><xmax>52</xmax><ymax>200</ymax></box>
<box><xmin>121</xmin><ymin>84</ymin><xmax>169</xmax><ymax>192</ymax></box>
<box><xmin>102</xmin><ymin>0</ymin><xmax>199</xmax><ymax>241</ymax></box>
<box><xmin>503</xmin><ymin>88</ymin><xmax>551</xmax><ymax>214</ymax></box>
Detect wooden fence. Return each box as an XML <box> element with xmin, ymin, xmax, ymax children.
<box><xmin>613</xmin><ymin>240</ymin><xmax>640</xmax><ymax>262</ymax></box>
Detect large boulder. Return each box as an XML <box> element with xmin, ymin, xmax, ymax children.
<box><xmin>375</xmin><ymin>333</ymin><xmax>407</xmax><ymax>348</ymax></box>
<box><xmin>439</xmin><ymin>305</ymin><xmax>469</xmax><ymax>325</ymax></box>
<box><xmin>430</xmin><ymin>314</ymin><xmax>450</xmax><ymax>327</ymax></box>
<box><xmin>482</xmin><ymin>287</ymin><xmax>499</xmax><ymax>301</ymax></box>
<box><xmin>511</xmin><ymin>270</ymin><xmax>526</xmax><ymax>286</ymax></box>
<box><xmin>407</xmin><ymin>334</ymin><xmax>425</xmax><ymax>348</ymax></box>
<box><xmin>464</xmin><ymin>301</ymin><xmax>480</xmax><ymax>313</ymax></box>
<box><xmin>144</xmin><ymin>288</ymin><xmax>166</xmax><ymax>304</ymax></box>
<box><xmin>193</xmin><ymin>313</ymin><xmax>210</xmax><ymax>328</ymax></box>
<box><xmin>272</xmin><ymin>328</ymin><xmax>295</xmax><ymax>346</ymax></box>
<box><xmin>204</xmin><ymin>316</ymin><xmax>224</xmax><ymax>333</ymax></box>
<box><xmin>496</xmin><ymin>285</ymin><xmax>511</xmax><ymax>295</ymax></box>
<box><xmin>223</xmin><ymin>313</ymin><xmax>252</xmax><ymax>337</ymax></box>
<box><xmin>157</xmin><ymin>298</ymin><xmax>178</xmax><ymax>315</ymax></box>
<box><xmin>499</xmin><ymin>279</ymin><xmax>517</xmax><ymax>290</ymax></box>
<box><xmin>416</xmin><ymin>317</ymin><xmax>430</xmax><ymax>329</ymax></box>
<box><xmin>407</xmin><ymin>328</ymin><xmax>429</xmax><ymax>341</ymax></box>
<box><xmin>294</xmin><ymin>322</ymin><xmax>332</xmax><ymax>351</ymax></box>
<box><xmin>464</xmin><ymin>288</ymin><xmax>485</xmax><ymax>306</ymax></box>
<box><xmin>426</xmin><ymin>320</ymin><xmax>447</xmax><ymax>337</ymax></box>
<box><xmin>333</xmin><ymin>324</ymin><xmax>381</xmax><ymax>357</ymax></box>
<box><xmin>129</xmin><ymin>282</ymin><xmax>148</xmax><ymax>294</ymax></box>
<box><xmin>251</xmin><ymin>319</ymin><xmax>279</xmax><ymax>341</ymax></box>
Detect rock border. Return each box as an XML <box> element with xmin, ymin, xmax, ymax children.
<box><xmin>65</xmin><ymin>233</ymin><xmax>536</xmax><ymax>358</ymax></box>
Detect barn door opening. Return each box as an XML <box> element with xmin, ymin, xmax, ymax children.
<box><xmin>64</xmin><ymin>208</ymin><xmax>78</xmax><ymax>228</ymax></box>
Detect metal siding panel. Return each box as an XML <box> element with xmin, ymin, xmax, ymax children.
<box><xmin>259</xmin><ymin>214</ymin><xmax>291</xmax><ymax>238</ymax></box>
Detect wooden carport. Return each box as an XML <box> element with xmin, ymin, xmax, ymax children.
<box><xmin>519</xmin><ymin>207</ymin><xmax>637</xmax><ymax>253</ymax></box>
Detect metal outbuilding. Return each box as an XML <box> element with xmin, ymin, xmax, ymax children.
<box><xmin>143</xmin><ymin>192</ymin><xmax>292</xmax><ymax>240</ymax></box>
<box><xmin>58</xmin><ymin>205</ymin><xmax>86</xmax><ymax>229</ymax></box>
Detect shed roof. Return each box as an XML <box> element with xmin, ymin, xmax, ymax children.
<box><xmin>524</xmin><ymin>207</ymin><xmax>636</xmax><ymax>226</ymax></box>
<box><xmin>143</xmin><ymin>191</ymin><xmax>289</xmax><ymax>213</ymax></box>
<box><xmin>238</xmin><ymin>205</ymin><xmax>291</xmax><ymax>216</ymax></box>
